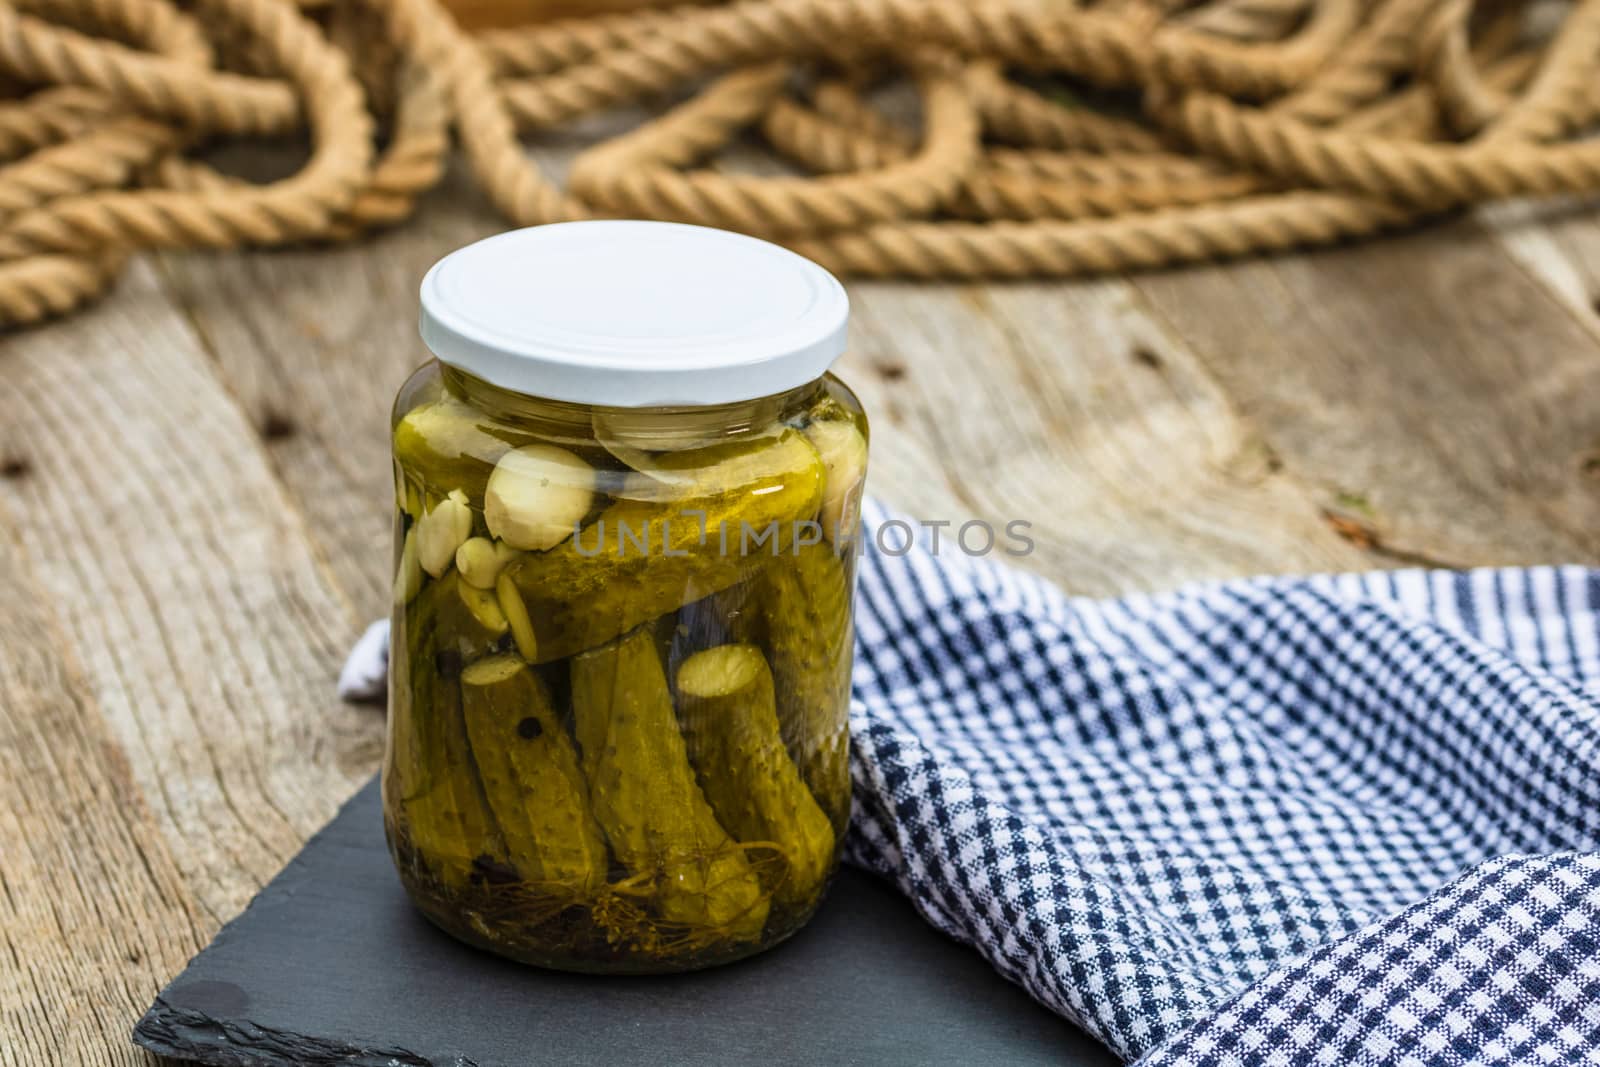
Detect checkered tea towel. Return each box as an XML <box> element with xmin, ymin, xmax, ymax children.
<box><xmin>344</xmin><ymin>502</ymin><xmax>1600</xmax><ymax>1066</ymax></box>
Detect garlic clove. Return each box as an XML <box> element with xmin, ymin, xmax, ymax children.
<box><xmin>417</xmin><ymin>488</ymin><xmax>474</xmax><ymax>578</ymax></box>
<box><xmin>484</xmin><ymin>445</ymin><xmax>595</xmax><ymax>552</ymax></box>
<box><xmin>456</xmin><ymin>536</ymin><xmax>520</xmax><ymax>589</ymax></box>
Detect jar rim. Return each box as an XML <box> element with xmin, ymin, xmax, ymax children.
<box><xmin>419</xmin><ymin>221</ymin><xmax>850</xmax><ymax>409</ymax></box>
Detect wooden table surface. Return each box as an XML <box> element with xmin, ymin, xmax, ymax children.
<box><xmin>3</xmin><ymin>159</ymin><xmax>1598</xmax><ymax>1062</ymax></box>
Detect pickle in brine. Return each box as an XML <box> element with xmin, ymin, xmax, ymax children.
<box><xmin>461</xmin><ymin>656</ymin><xmax>608</xmax><ymax>895</ymax></box>
<box><xmin>751</xmin><ymin>539</ymin><xmax>853</xmax><ymax>816</ymax></box>
<box><xmin>801</xmin><ymin>418</ymin><xmax>867</xmax><ymax>547</ymax></box>
<box><xmin>393</xmin><ymin>581</ymin><xmax>506</xmax><ymax>885</ymax></box>
<box><xmin>393</xmin><ymin>526</ymin><xmax>424</xmax><ymax>607</ymax></box>
<box><xmin>505</xmin><ymin>430</ymin><xmax>824</xmax><ymax>663</ymax></box>
<box><xmin>571</xmin><ymin>628</ymin><xmax>769</xmax><ymax>945</ymax></box>
<box><xmin>675</xmin><ymin>645</ymin><xmax>835</xmax><ymax>909</ymax></box>
<box><xmin>664</xmin><ymin>580</ymin><xmax>759</xmax><ymax>682</ymax></box>
<box><xmin>394</xmin><ymin>398</ymin><xmax>529</xmax><ymax>502</ymax></box>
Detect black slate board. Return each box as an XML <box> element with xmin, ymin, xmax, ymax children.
<box><xmin>135</xmin><ymin>777</ymin><xmax>1117</xmax><ymax>1067</ymax></box>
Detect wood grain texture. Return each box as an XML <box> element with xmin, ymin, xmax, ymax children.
<box><xmin>1132</xmin><ymin>216</ymin><xmax>1600</xmax><ymax>568</ymax></box>
<box><xmin>151</xmin><ymin>151</ymin><xmax>592</xmax><ymax>624</ymax></box>
<box><xmin>0</xmin><ymin>262</ymin><xmax>384</xmax><ymax>1065</ymax></box>
<box><xmin>1475</xmin><ymin>202</ymin><xmax>1600</xmax><ymax>542</ymax></box>
<box><xmin>1485</xmin><ymin>200</ymin><xmax>1600</xmax><ymax>341</ymax></box>
<box><xmin>0</xmin><ymin>497</ymin><xmax>206</xmax><ymax>1064</ymax></box>
<box><xmin>842</xmin><ymin>279</ymin><xmax>1368</xmax><ymax>594</ymax></box>
<box><xmin>155</xmin><ymin>203</ymin><xmax>496</xmax><ymax>624</ymax></box>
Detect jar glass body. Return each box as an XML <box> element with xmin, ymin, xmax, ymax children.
<box><xmin>383</xmin><ymin>360</ymin><xmax>868</xmax><ymax>973</ymax></box>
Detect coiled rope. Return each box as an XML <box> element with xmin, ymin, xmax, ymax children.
<box><xmin>0</xmin><ymin>0</ymin><xmax>1597</xmax><ymax>326</ymax></box>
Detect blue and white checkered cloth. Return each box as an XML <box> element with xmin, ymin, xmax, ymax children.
<box><xmin>344</xmin><ymin>503</ymin><xmax>1600</xmax><ymax>1065</ymax></box>
<box><xmin>846</xmin><ymin>505</ymin><xmax>1600</xmax><ymax>1065</ymax></box>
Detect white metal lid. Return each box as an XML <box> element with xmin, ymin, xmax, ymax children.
<box><xmin>419</xmin><ymin>221</ymin><xmax>850</xmax><ymax>408</ymax></box>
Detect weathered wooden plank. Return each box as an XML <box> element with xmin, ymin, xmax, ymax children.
<box><xmin>1131</xmin><ymin>217</ymin><xmax>1600</xmax><ymax>568</ymax></box>
<box><xmin>0</xmin><ymin>260</ymin><xmax>378</xmax><ymax>938</ymax></box>
<box><xmin>155</xmin><ymin>202</ymin><xmax>497</xmax><ymax>624</ymax></box>
<box><xmin>1482</xmin><ymin>199</ymin><xmax>1600</xmax><ymax>343</ymax></box>
<box><xmin>0</xmin><ymin>495</ymin><xmax>207</xmax><ymax>1065</ymax></box>
<box><xmin>842</xmin><ymin>278</ymin><xmax>1368</xmax><ymax>594</ymax></box>
<box><xmin>1477</xmin><ymin>202</ymin><xmax>1600</xmax><ymax>513</ymax></box>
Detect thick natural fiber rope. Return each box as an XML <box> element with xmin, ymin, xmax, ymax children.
<box><xmin>0</xmin><ymin>0</ymin><xmax>1599</xmax><ymax>325</ymax></box>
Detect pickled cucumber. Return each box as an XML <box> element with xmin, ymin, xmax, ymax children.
<box><xmin>802</xmin><ymin>419</ymin><xmax>867</xmax><ymax>546</ymax></box>
<box><xmin>392</xmin><ymin>582</ymin><xmax>505</xmax><ymax>885</ymax></box>
<box><xmin>461</xmin><ymin>656</ymin><xmax>608</xmax><ymax>894</ymax></box>
<box><xmin>383</xmin><ymin>556</ymin><xmax>421</xmax><ymax>808</ymax></box>
<box><xmin>394</xmin><ymin>398</ymin><xmax>527</xmax><ymax>501</ymax></box>
<box><xmin>749</xmin><ymin>539</ymin><xmax>853</xmax><ymax>812</ymax></box>
<box><xmin>571</xmin><ymin>627</ymin><xmax>769</xmax><ymax>944</ymax></box>
<box><xmin>393</xmin><ymin>526</ymin><xmax>423</xmax><ymax>606</ymax></box>
<box><xmin>504</xmin><ymin>431</ymin><xmax>824</xmax><ymax>663</ymax></box>
<box><xmin>675</xmin><ymin>645</ymin><xmax>835</xmax><ymax>909</ymax></box>
<box><xmin>664</xmin><ymin>580</ymin><xmax>758</xmax><ymax>681</ymax></box>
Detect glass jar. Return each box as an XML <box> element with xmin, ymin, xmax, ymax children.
<box><xmin>383</xmin><ymin>222</ymin><xmax>868</xmax><ymax>973</ymax></box>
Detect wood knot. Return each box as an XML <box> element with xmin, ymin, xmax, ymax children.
<box><xmin>260</xmin><ymin>410</ymin><xmax>297</xmax><ymax>441</ymax></box>
<box><xmin>0</xmin><ymin>455</ymin><xmax>30</xmax><ymax>480</ymax></box>
<box><xmin>1131</xmin><ymin>346</ymin><xmax>1163</xmax><ymax>370</ymax></box>
<box><xmin>1321</xmin><ymin>503</ymin><xmax>1379</xmax><ymax>551</ymax></box>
